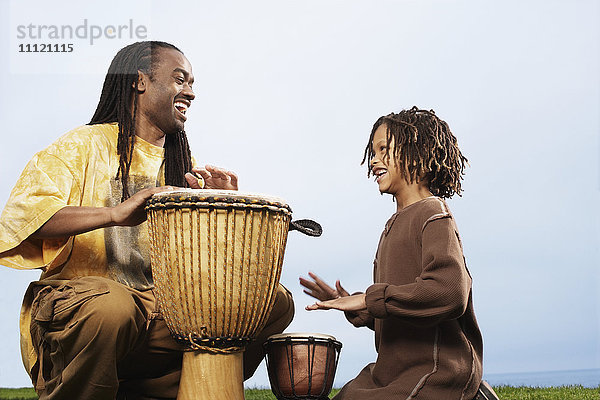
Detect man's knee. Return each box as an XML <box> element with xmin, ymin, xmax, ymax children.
<box><xmin>74</xmin><ymin>278</ymin><xmax>145</xmax><ymax>335</ymax></box>
<box><xmin>30</xmin><ymin>277</ymin><xmax>147</xmax><ymax>395</ymax></box>
<box><xmin>267</xmin><ymin>284</ymin><xmax>295</xmax><ymax>330</ymax></box>
<box><xmin>43</xmin><ymin>277</ymin><xmax>146</xmax><ymax>345</ymax></box>
<box><xmin>242</xmin><ymin>285</ymin><xmax>295</xmax><ymax>380</ymax></box>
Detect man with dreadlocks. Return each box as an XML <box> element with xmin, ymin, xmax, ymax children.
<box><xmin>0</xmin><ymin>41</ymin><xmax>294</xmax><ymax>399</ymax></box>
<box><xmin>301</xmin><ymin>107</ymin><xmax>493</xmax><ymax>399</ymax></box>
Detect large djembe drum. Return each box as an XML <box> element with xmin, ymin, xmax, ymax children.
<box><xmin>147</xmin><ymin>189</ymin><xmax>307</xmax><ymax>399</ymax></box>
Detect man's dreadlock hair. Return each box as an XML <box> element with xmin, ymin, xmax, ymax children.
<box><xmin>89</xmin><ymin>41</ymin><xmax>193</xmax><ymax>201</ymax></box>
<box><xmin>362</xmin><ymin>107</ymin><xmax>468</xmax><ymax>198</ymax></box>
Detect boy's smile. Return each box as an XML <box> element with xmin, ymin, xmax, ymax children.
<box><xmin>373</xmin><ymin>166</ymin><xmax>388</xmax><ymax>184</ymax></box>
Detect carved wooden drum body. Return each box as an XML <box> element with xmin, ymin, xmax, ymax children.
<box><xmin>265</xmin><ymin>333</ymin><xmax>342</xmax><ymax>400</ymax></box>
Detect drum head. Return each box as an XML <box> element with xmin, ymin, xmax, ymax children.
<box><xmin>151</xmin><ymin>188</ymin><xmax>287</xmax><ymax>204</ymax></box>
<box><xmin>147</xmin><ymin>189</ymin><xmax>291</xmax><ymax>213</ymax></box>
<box><xmin>267</xmin><ymin>332</ymin><xmax>338</xmax><ymax>341</ymax></box>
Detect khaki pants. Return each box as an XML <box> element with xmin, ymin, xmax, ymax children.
<box><xmin>28</xmin><ymin>276</ymin><xmax>294</xmax><ymax>400</ymax></box>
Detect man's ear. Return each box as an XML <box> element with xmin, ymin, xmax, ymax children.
<box><xmin>135</xmin><ymin>70</ymin><xmax>148</xmax><ymax>93</ymax></box>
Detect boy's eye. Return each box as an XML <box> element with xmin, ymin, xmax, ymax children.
<box><xmin>175</xmin><ymin>77</ymin><xmax>184</xmax><ymax>84</ymax></box>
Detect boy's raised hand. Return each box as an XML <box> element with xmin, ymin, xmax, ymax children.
<box><xmin>305</xmin><ymin>293</ymin><xmax>367</xmax><ymax>312</ymax></box>
<box><xmin>299</xmin><ymin>271</ymin><xmax>349</xmax><ymax>301</ymax></box>
<box><xmin>301</xmin><ymin>272</ymin><xmax>367</xmax><ymax>312</ymax></box>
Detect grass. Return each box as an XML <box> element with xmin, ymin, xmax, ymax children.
<box><xmin>0</xmin><ymin>388</ymin><xmax>36</xmax><ymax>400</ymax></box>
<box><xmin>1</xmin><ymin>386</ymin><xmax>598</xmax><ymax>399</ymax></box>
<box><xmin>494</xmin><ymin>385</ymin><xmax>599</xmax><ymax>400</ymax></box>
<box><xmin>243</xmin><ymin>388</ymin><xmax>341</xmax><ymax>399</ymax></box>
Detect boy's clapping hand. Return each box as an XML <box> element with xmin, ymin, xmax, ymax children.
<box><xmin>299</xmin><ymin>272</ymin><xmax>349</xmax><ymax>301</ymax></box>
<box><xmin>305</xmin><ymin>293</ymin><xmax>367</xmax><ymax>312</ymax></box>
<box><xmin>300</xmin><ymin>271</ymin><xmax>366</xmax><ymax>312</ymax></box>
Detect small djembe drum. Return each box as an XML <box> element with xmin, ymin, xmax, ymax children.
<box><xmin>264</xmin><ymin>333</ymin><xmax>342</xmax><ymax>400</ymax></box>
<box><xmin>146</xmin><ymin>189</ymin><xmax>295</xmax><ymax>399</ymax></box>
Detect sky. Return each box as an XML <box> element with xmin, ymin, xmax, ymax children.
<box><xmin>0</xmin><ymin>0</ymin><xmax>599</xmax><ymax>389</ymax></box>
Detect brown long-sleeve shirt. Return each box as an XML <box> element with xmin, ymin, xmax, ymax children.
<box><xmin>336</xmin><ymin>197</ymin><xmax>483</xmax><ymax>400</ymax></box>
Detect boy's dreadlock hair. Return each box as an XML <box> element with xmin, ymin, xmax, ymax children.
<box><xmin>89</xmin><ymin>41</ymin><xmax>193</xmax><ymax>201</ymax></box>
<box><xmin>362</xmin><ymin>106</ymin><xmax>468</xmax><ymax>198</ymax></box>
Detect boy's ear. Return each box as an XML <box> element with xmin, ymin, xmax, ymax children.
<box><xmin>134</xmin><ymin>70</ymin><xmax>148</xmax><ymax>93</ymax></box>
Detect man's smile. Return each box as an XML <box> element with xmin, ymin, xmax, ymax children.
<box><xmin>174</xmin><ymin>100</ymin><xmax>190</xmax><ymax>120</ymax></box>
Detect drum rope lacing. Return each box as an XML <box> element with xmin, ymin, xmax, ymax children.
<box><xmin>147</xmin><ymin>199</ymin><xmax>292</xmax><ymax>215</ymax></box>
<box><xmin>147</xmin><ymin>202</ymin><xmax>289</xmax><ymax>354</ymax></box>
<box><xmin>175</xmin><ymin>332</ymin><xmax>252</xmax><ymax>353</ymax></box>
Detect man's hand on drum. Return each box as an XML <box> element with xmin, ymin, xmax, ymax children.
<box><xmin>112</xmin><ymin>186</ymin><xmax>176</xmax><ymax>227</ymax></box>
<box><xmin>31</xmin><ymin>186</ymin><xmax>175</xmax><ymax>239</ymax></box>
<box><xmin>185</xmin><ymin>165</ymin><xmax>238</xmax><ymax>190</ymax></box>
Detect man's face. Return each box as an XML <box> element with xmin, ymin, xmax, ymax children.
<box><xmin>138</xmin><ymin>48</ymin><xmax>195</xmax><ymax>135</ymax></box>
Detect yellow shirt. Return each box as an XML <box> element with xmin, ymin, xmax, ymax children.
<box><xmin>0</xmin><ymin>122</ymin><xmax>166</xmax><ymax>373</ymax></box>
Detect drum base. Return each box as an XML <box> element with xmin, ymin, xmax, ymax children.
<box><xmin>177</xmin><ymin>350</ymin><xmax>244</xmax><ymax>400</ymax></box>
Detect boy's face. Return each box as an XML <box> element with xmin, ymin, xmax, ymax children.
<box><xmin>370</xmin><ymin>124</ymin><xmax>409</xmax><ymax>196</ymax></box>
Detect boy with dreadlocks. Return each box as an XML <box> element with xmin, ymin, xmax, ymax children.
<box><xmin>0</xmin><ymin>41</ymin><xmax>294</xmax><ymax>399</ymax></box>
<box><xmin>301</xmin><ymin>107</ymin><xmax>490</xmax><ymax>399</ymax></box>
